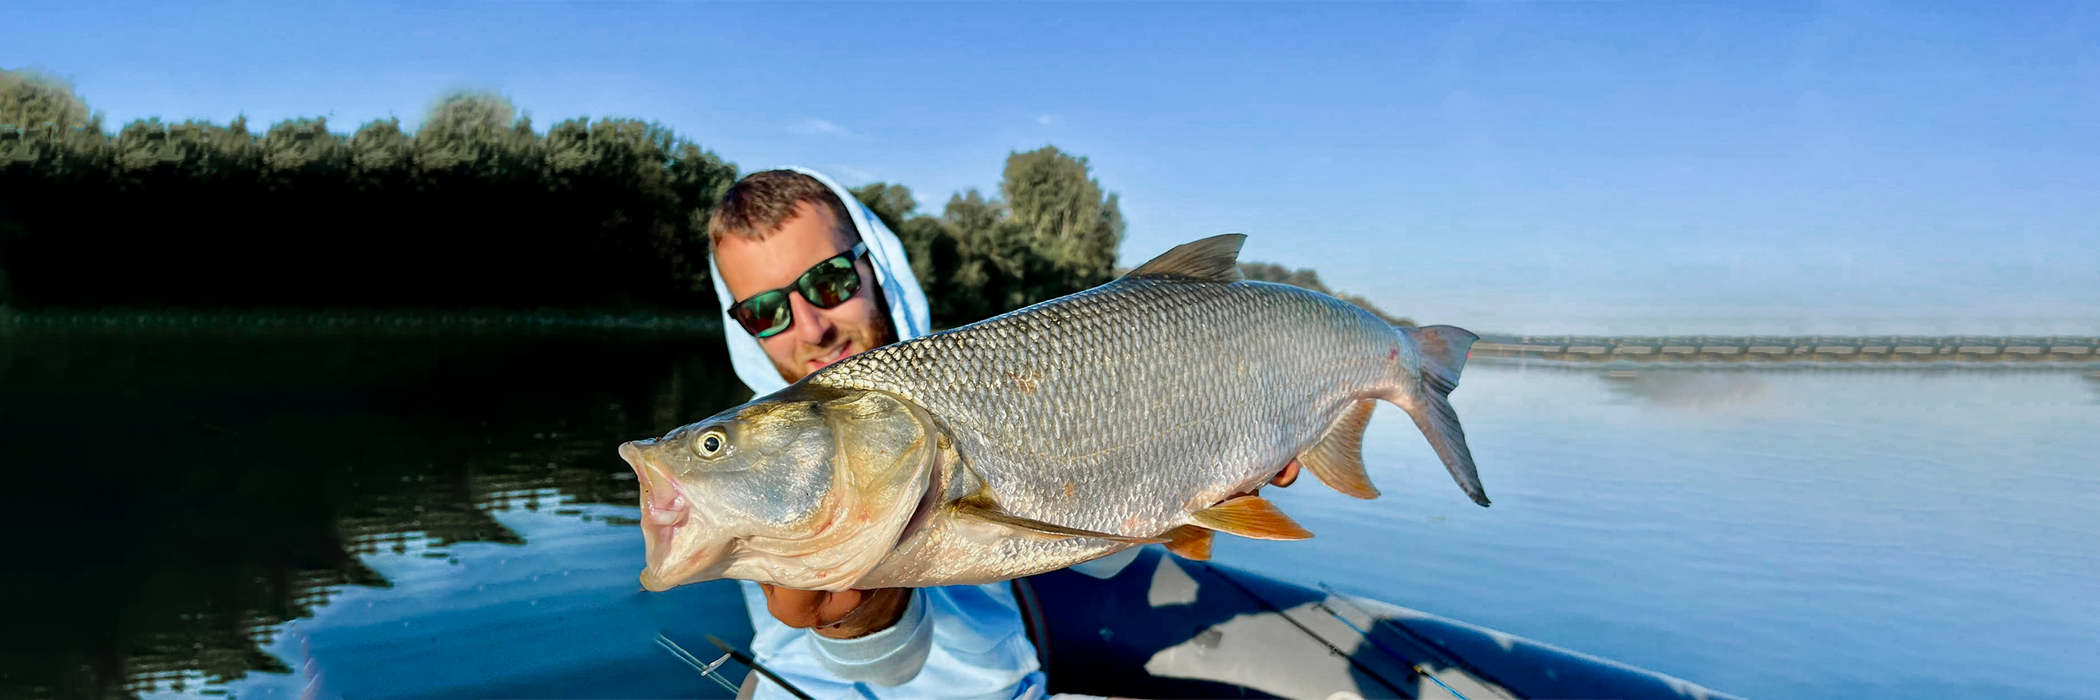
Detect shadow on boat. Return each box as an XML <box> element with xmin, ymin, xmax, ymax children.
<box><xmin>1017</xmin><ymin>547</ymin><xmax>1739</xmax><ymax>700</ymax></box>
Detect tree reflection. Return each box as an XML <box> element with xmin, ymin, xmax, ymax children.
<box><xmin>1599</xmin><ymin>370</ymin><xmax>1771</xmax><ymax>410</ymax></box>
<box><xmin>0</xmin><ymin>329</ymin><xmax>749</xmax><ymax>699</ymax></box>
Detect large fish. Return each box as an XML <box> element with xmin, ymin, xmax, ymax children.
<box><xmin>619</xmin><ymin>234</ymin><xmax>1488</xmax><ymax>593</ymax></box>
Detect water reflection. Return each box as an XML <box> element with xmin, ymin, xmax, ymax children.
<box><xmin>0</xmin><ymin>331</ymin><xmax>750</xmax><ymax>699</ymax></box>
<box><xmin>9</xmin><ymin>333</ymin><xmax>2094</xmax><ymax>700</ymax></box>
<box><xmin>1597</xmin><ymin>370</ymin><xmax>1771</xmax><ymax>410</ymax></box>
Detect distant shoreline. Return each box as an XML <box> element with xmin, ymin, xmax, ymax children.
<box><xmin>0</xmin><ymin>308</ymin><xmax>725</xmax><ymax>335</ymax></box>
<box><xmin>1471</xmin><ymin>333</ymin><xmax>2100</xmax><ymax>369</ymax></box>
<box><xmin>6</xmin><ymin>310</ymin><xmax>2094</xmax><ymax>369</ymax></box>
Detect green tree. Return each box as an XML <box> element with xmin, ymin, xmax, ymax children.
<box><xmin>0</xmin><ymin>67</ymin><xmax>102</xmax><ymax>132</ymax></box>
<box><xmin>349</xmin><ymin>117</ymin><xmax>411</xmax><ymax>189</ymax></box>
<box><xmin>169</xmin><ymin>117</ymin><xmax>259</xmax><ymax>185</ymax></box>
<box><xmin>850</xmin><ymin>182</ymin><xmax>961</xmax><ymax>311</ymax></box>
<box><xmin>849</xmin><ymin>182</ymin><xmax>917</xmax><ymax>234</ymax></box>
<box><xmin>1000</xmin><ymin>146</ymin><xmax>1123</xmax><ymax>296</ymax></box>
<box><xmin>260</xmin><ymin>117</ymin><xmax>348</xmax><ymax>188</ymax></box>
<box><xmin>413</xmin><ymin>90</ymin><xmax>535</xmax><ymax>183</ymax></box>
<box><xmin>940</xmin><ymin>188</ymin><xmax>1033</xmax><ymax>321</ymax></box>
<box><xmin>668</xmin><ymin>140</ymin><xmax>740</xmax><ymax>292</ymax></box>
<box><xmin>896</xmin><ymin>147</ymin><xmax>1133</xmax><ymax>327</ymax></box>
<box><xmin>1239</xmin><ymin>261</ymin><xmax>1414</xmax><ymax>326</ymax></box>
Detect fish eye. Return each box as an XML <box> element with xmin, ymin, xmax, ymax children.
<box><xmin>693</xmin><ymin>430</ymin><xmax>726</xmax><ymax>458</ymax></box>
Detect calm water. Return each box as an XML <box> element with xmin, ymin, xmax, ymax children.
<box><xmin>1</xmin><ymin>331</ymin><xmax>2094</xmax><ymax>700</ymax></box>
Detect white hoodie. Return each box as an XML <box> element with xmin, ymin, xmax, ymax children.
<box><xmin>706</xmin><ymin>167</ymin><xmax>1048</xmax><ymax>700</ymax></box>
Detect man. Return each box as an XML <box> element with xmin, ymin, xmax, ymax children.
<box><xmin>704</xmin><ymin>168</ymin><xmax>1295</xmax><ymax>700</ymax></box>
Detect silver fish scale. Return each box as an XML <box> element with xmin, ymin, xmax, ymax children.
<box><xmin>809</xmin><ymin>277</ymin><xmax>1406</xmax><ymax>538</ymax></box>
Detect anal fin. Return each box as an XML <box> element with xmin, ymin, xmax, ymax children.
<box><xmin>1189</xmin><ymin>495</ymin><xmax>1314</xmax><ymax>541</ymax></box>
<box><xmin>1300</xmin><ymin>399</ymin><xmax>1381</xmax><ymax>499</ymax></box>
<box><xmin>955</xmin><ymin>501</ymin><xmax>1168</xmax><ymax>544</ymax></box>
<box><xmin>1161</xmin><ymin>525</ymin><xmax>1214</xmax><ymax>561</ymax></box>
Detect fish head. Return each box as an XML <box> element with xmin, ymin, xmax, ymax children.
<box><xmin>617</xmin><ymin>383</ymin><xmax>942</xmax><ymax>593</ymax></box>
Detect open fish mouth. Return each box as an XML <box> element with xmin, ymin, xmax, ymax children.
<box><xmin>620</xmin><ymin>441</ymin><xmax>721</xmax><ymax>591</ymax></box>
<box><xmin>641</xmin><ymin>470</ymin><xmax>688</xmax><ymax>550</ymax></box>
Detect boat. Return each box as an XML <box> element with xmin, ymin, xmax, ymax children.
<box><xmin>735</xmin><ymin>545</ymin><xmax>1740</xmax><ymax>700</ymax></box>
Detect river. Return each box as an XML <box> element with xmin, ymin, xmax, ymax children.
<box><xmin>0</xmin><ymin>330</ymin><xmax>2092</xmax><ymax>700</ymax></box>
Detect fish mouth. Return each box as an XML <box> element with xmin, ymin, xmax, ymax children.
<box><xmin>619</xmin><ymin>441</ymin><xmax>722</xmax><ymax>591</ymax></box>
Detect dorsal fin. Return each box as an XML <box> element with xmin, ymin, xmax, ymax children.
<box><xmin>1123</xmin><ymin>234</ymin><xmax>1247</xmax><ymax>283</ymax></box>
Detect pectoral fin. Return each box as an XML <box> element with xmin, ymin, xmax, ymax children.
<box><xmin>955</xmin><ymin>501</ymin><xmax>1169</xmax><ymax>544</ymax></box>
<box><xmin>1300</xmin><ymin>399</ymin><xmax>1381</xmax><ymax>499</ymax></box>
<box><xmin>1161</xmin><ymin>525</ymin><xmax>1214</xmax><ymax>561</ymax></box>
<box><xmin>1189</xmin><ymin>495</ymin><xmax>1314</xmax><ymax>541</ymax></box>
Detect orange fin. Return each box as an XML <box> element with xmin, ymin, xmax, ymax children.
<box><xmin>1300</xmin><ymin>399</ymin><xmax>1381</xmax><ymax>499</ymax></box>
<box><xmin>1162</xmin><ymin>525</ymin><xmax>1214</xmax><ymax>561</ymax></box>
<box><xmin>1189</xmin><ymin>495</ymin><xmax>1314</xmax><ymax>541</ymax></box>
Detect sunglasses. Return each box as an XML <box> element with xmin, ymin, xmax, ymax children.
<box><xmin>728</xmin><ymin>242</ymin><xmax>869</xmax><ymax>339</ymax></box>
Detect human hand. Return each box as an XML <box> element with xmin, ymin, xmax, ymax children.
<box><xmin>758</xmin><ymin>584</ymin><xmax>914</xmax><ymax>640</ymax></box>
<box><xmin>1270</xmin><ymin>459</ymin><xmax>1301</xmax><ymax>488</ymax></box>
<box><xmin>1231</xmin><ymin>459</ymin><xmax>1302</xmax><ymax>500</ymax></box>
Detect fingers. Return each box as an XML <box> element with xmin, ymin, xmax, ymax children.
<box><xmin>761</xmin><ymin>583</ymin><xmax>869</xmax><ymax>629</ymax></box>
<box><xmin>816</xmin><ymin>588</ymin><xmax>868</xmax><ymax>626</ymax></box>
<box><xmin>760</xmin><ymin>583</ymin><xmax>818</xmax><ymax>628</ymax></box>
<box><xmin>814</xmin><ymin>588</ymin><xmax>914</xmax><ymax>640</ymax></box>
<box><xmin>1271</xmin><ymin>459</ymin><xmax>1301</xmax><ymax>488</ymax></box>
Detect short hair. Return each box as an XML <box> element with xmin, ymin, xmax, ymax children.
<box><xmin>708</xmin><ymin>170</ymin><xmax>856</xmax><ymax>247</ymax></box>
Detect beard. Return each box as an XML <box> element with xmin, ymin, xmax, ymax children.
<box><xmin>770</xmin><ymin>293</ymin><xmax>897</xmax><ymax>384</ymax></box>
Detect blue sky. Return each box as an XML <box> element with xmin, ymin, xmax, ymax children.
<box><xmin>9</xmin><ymin>1</ymin><xmax>2096</xmax><ymax>335</ymax></box>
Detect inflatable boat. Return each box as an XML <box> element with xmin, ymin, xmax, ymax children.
<box><xmin>730</xmin><ymin>546</ymin><xmax>1738</xmax><ymax>700</ymax></box>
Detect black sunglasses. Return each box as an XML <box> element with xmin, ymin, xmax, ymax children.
<box><xmin>728</xmin><ymin>242</ymin><xmax>868</xmax><ymax>339</ymax></box>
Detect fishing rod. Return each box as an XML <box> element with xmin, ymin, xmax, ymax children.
<box><xmin>653</xmin><ymin>632</ymin><xmax>815</xmax><ymax>700</ymax></box>
<box><xmin>710</xmin><ymin>634</ymin><xmax>816</xmax><ymax>700</ymax></box>
<box><xmin>654</xmin><ymin>633</ymin><xmax>743</xmax><ymax>696</ymax></box>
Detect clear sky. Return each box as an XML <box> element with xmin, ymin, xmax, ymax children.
<box><xmin>9</xmin><ymin>1</ymin><xmax>2096</xmax><ymax>335</ymax></box>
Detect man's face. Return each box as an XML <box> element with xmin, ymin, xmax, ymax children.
<box><xmin>715</xmin><ymin>201</ymin><xmax>895</xmax><ymax>383</ymax></box>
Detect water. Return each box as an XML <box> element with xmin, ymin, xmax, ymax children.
<box><xmin>1</xmin><ymin>331</ymin><xmax>2094</xmax><ymax>700</ymax></box>
<box><xmin>1226</xmin><ymin>365</ymin><xmax>2099</xmax><ymax>700</ymax></box>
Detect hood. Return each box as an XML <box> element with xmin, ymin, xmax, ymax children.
<box><xmin>707</xmin><ymin>166</ymin><xmax>932</xmax><ymax>396</ymax></box>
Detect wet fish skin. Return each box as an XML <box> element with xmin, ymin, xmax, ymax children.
<box><xmin>620</xmin><ymin>234</ymin><xmax>1486</xmax><ymax>591</ymax></box>
<box><xmin>622</xmin><ymin>385</ymin><xmax>941</xmax><ymax>592</ymax></box>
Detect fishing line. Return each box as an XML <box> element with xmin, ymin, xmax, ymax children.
<box><xmin>1411</xmin><ymin>666</ymin><xmax>1473</xmax><ymax>700</ymax></box>
<box><xmin>1317</xmin><ymin>583</ymin><xmax>1512</xmax><ymax>700</ymax></box>
<box><xmin>1301</xmin><ymin>605</ymin><xmax>1473</xmax><ymax>700</ymax></box>
<box><xmin>655</xmin><ymin>633</ymin><xmax>743</xmax><ymax>696</ymax></box>
<box><xmin>1204</xmin><ymin>565</ymin><xmax>1412</xmax><ymax>698</ymax></box>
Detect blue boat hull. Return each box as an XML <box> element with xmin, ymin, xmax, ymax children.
<box><xmin>1015</xmin><ymin>546</ymin><xmax>1738</xmax><ymax>700</ymax></box>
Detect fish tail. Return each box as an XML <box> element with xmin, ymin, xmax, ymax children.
<box><xmin>1389</xmin><ymin>325</ymin><xmax>1490</xmax><ymax>507</ymax></box>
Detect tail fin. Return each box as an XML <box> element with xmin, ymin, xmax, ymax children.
<box><xmin>1395</xmin><ymin>325</ymin><xmax>1490</xmax><ymax>507</ymax></box>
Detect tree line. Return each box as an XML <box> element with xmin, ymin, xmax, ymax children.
<box><xmin>0</xmin><ymin>75</ymin><xmax>736</xmax><ymax>315</ymax></box>
<box><xmin>1</xmin><ymin>67</ymin><xmax>1402</xmax><ymax>329</ymax></box>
